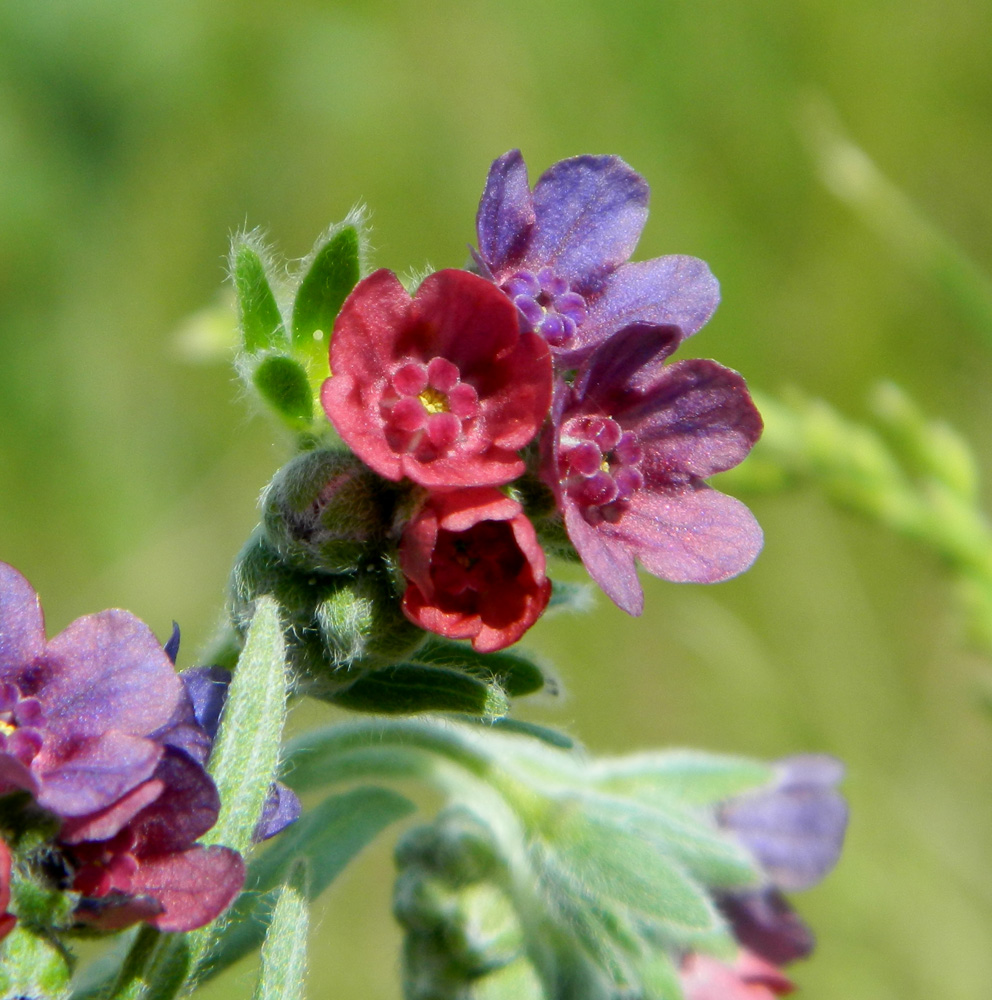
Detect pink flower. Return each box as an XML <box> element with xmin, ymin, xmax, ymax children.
<box><xmin>399</xmin><ymin>488</ymin><xmax>551</xmax><ymax>652</ymax></box>
<box><xmin>680</xmin><ymin>950</ymin><xmax>794</xmax><ymax>1000</ymax></box>
<box><xmin>543</xmin><ymin>325</ymin><xmax>763</xmax><ymax>614</ymax></box>
<box><xmin>321</xmin><ymin>269</ymin><xmax>552</xmax><ymax>489</ymax></box>
<box><xmin>0</xmin><ymin>837</ymin><xmax>15</xmax><ymax>942</ymax></box>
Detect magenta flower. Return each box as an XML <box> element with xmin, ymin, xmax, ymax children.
<box><xmin>0</xmin><ymin>837</ymin><xmax>15</xmax><ymax>943</ymax></box>
<box><xmin>474</xmin><ymin>150</ymin><xmax>719</xmax><ymax>367</ymax></box>
<box><xmin>0</xmin><ymin>561</ymin><xmax>185</xmax><ymax>818</ymax></box>
<box><xmin>399</xmin><ymin>488</ymin><xmax>551</xmax><ymax>652</ymax></box>
<box><xmin>543</xmin><ymin>325</ymin><xmax>763</xmax><ymax>615</ymax></box>
<box><xmin>63</xmin><ymin>746</ymin><xmax>245</xmax><ymax>933</ymax></box>
<box><xmin>321</xmin><ymin>268</ymin><xmax>552</xmax><ymax>489</ymax></box>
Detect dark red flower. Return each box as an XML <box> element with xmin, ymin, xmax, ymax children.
<box><xmin>0</xmin><ymin>837</ymin><xmax>15</xmax><ymax>942</ymax></box>
<box><xmin>320</xmin><ymin>269</ymin><xmax>552</xmax><ymax>489</ymax></box>
<box><xmin>680</xmin><ymin>950</ymin><xmax>794</xmax><ymax>1000</ymax></box>
<box><xmin>63</xmin><ymin>747</ymin><xmax>245</xmax><ymax>933</ymax></box>
<box><xmin>0</xmin><ymin>561</ymin><xmax>185</xmax><ymax>819</ymax></box>
<box><xmin>543</xmin><ymin>325</ymin><xmax>763</xmax><ymax>615</ymax></box>
<box><xmin>399</xmin><ymin>488</ymin><xmax>551</xmax><ymax>652</ymax></box>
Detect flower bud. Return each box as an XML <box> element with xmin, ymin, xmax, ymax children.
<box><xmin>230</xmin><ymin>532</ymin><xmax>423</xmax><ymax>700</ymax></box>
<box><xmin>262</xmin><ymin>448</ymin><xmax>393</xmax><ymax>575</ymax></box>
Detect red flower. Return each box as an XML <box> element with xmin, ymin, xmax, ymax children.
<box><xmin>0</xmin><ymin>837</ymin><xmax>15</xmax><ymax>942</ymax></box>
<box><xmin>321</xmin><ymin>269</ymin><xmax>552</xmax><ymax>489</ymax></box>
<box><xmin>399</xmin><ymin>488</ymin><xmax>551</xmax><ymax>652</ymax></box>
<box><xmin>680</xmin><ymin>950</ymin><xmax>794</xmax><ymax>1000</ymax></box>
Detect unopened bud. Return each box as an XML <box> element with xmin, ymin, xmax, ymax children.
<box><xmin>230</xmin><ymin>532</ymin><xmax>424</xmax><ymax>700</ymax></box>
<box><xmin>263</xmin><ymin>448</ymin><xmax>393</xmax><ymax>575</ymax></box>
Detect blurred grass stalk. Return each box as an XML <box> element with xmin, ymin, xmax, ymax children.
<box><xmin>802</xmin><ymin>95</ymin><xmax>992</xmax><ymax>345</ymax></box>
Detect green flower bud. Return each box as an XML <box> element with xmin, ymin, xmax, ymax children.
<box><xmin>230</xmin><ymin>531</ymin><xmax>424</xmax><ymax>700</ymax></box>
<box><xmin>262</xmin><ymin>448</ymin><xmax>393</xmax><ymax>576</ymax></box>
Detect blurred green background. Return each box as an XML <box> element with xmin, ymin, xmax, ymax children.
<box><xmin>2</xmin><ymin>1</ymin><xmax>992</xmax><ymax>998</ymax></box>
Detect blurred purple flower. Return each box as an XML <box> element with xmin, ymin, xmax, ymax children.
<box><xmin>719</xmin><ymin>755</ymin><xmax>848</xmax><ymax>893</ymax></box>
<box><xmin>713</xmin><ymin>755</ymin><xmax>848</xmax><ymax>968</ymax></box>
<box><xmin>542</xmin><ymin>325</ymin><xmax>763</xmax><ymax>614</ymax></box>
<box><xmin>474</xmin><ymin>150</ymin><xmax>719</xmax><ymax>367</ymax></box>
<box><xmin>0</xmin><ymin>561</ymin><xmax>184</xmax><ymax>819</ymax></box>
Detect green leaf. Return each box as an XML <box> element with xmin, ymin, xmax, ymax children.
<box><xmin>0</xmin><ymin>924</ymin><xmax>72</xmax><ymax>998</ymax></box>
<box><xmin>251</xmin><ymin>860</ymin><xmax>310</xmax><ymax>1000</ymax></box>
<box><xmin>591</xmin><ymin>750</ymin><xmax>773</xmax><ymax>807</ymax></box>
<box><xmin>252</xmin><ymin>354</ymin><xmax>315</xmax><ymax>429</ymax></box>
<box><xmin>291</xmin><ymin>220</ymin><xmax>364</xmax><ymax>367</ymax></box>
<box><xmin>205</xmin><ymin>595</ymin><xmax>290</xmax><ymax>856</ymax></box>
<box><xmin>411</xmin><ymin>637</ymin><xmax>547</xmax><ymax>697</ymax></box>
<box><xmin>331</xmin><ymin>662</ymin><xmax>510</xmax><ymax>719</ymax></box>
<box><xmin>198</xmin><ymin>786</ymin><xmax>415</xmax><ymax>983</ymax></box>
<box><xmin>548</xmin><ymin>811</ymin><xmax>721</xmax><ymax>941</ymax></box>
<box><xmin>231</xmin><ymin>238</ymin><xmax>286</xmax><ymax>353</ymax></box>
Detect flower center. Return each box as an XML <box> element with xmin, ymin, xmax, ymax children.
<box><xmin>501</xmin><ymin>267</ymin><xmax>587</xmax><ymax>349</ymax></box>
<box><xmin>380</xmin><ymin>357</ymin><xmax>481</xmax><ymax>460</ymax></box>
<box><xmin>558</xmin><ymin>415</ymin><xmax>644</xmax><ymax>525</ymax></box>
<box><xmin>419</xmin><ymin>386</ymin><xmax>450</xmax><ymax>415</ymax></box>
<box><xmin>0</xmin><ymin>681</ymin><xmax>45</xmax><ymax>766</ymax></box>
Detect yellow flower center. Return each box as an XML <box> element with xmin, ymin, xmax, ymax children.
<box><xmin>419</xmin><ymin>386</ymin><xmax>450</xmax><ymax>414</ymax></box>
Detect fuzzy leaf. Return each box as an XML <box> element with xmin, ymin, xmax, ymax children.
<box><xmin>291</xmin><ymin>223</ymin><xmax>363</xmax><ymax>366</ymax></box>
<box><xmin>411</xmin><ymin>637</ymin><xmax>547</xmax><ymax>697</ymax></box>
<box><xmin>198</xmin><ymin>786</ymin><xmax>415</xmax><ymax>982</ymax></box>
<box><xmin>0</xmin><ymin>925</ymin><xmax>72</xmax><ymax>998</ymax></box>
<box><xmin>232</xmin><ymin>241</ymin><xmax>286</xmax><ymax>353</ymax></box>
<box><xmin>205</xmin><ymin>595</ymin><xmax>290</xmax><ymax>856</ymax></box>
<box><xmin>547</xmin><ymin>810</ymin><xmax>722</xmax><ymax>941</ymax></box>
<box><xmin>331</xmin><ymin>662</ymin><xmax>510</xmax><ymax>719</ymax></box>
<box><xmin>252</xmin><ymin>354</ymin><xmax>315</xmax><ymax>429</ymax></box>
<box><xmin>591</xmin><ymin>750</ymin><xmax>773</xmax><ymax>807</ymax></box>
<box><xmin>251</xmin><ymin>860</ymin><xmax>310</xmax><ymax>1000</ymax></box>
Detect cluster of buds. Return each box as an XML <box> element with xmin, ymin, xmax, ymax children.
<box><xmin>232</xmin><ymin>151</ymin><xmax>763</xmax><ymax>706</ymax></box>
<box><xmin>0</xmin><ymin>561</ymin><xmax>297</xmax><ymax>982</ymax></box>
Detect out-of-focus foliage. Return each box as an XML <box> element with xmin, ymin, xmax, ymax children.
<box><xmin>1</xmin><ymin>2</ymin><xmax>991</xmax><ymax>999</ymax></box>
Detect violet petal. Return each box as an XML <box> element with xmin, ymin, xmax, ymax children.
<box><xmin>526</xmin><ymin>155</ymin><xmax>649</xmax><ymax>282</ymax></box>
<box><xmin>610</xmin><ymin>485</ymin><xmax>764</xmax><ymax>585</ymax></box>
<box><xmin>254</xmin><ymin>781</ymin><xmax>303</xmax><ymax>842</ymax></box>
<box><xmin>627</xmin><ymin>359</ymin><xmax>764</xmax><ymax>481</ymax></box>
<box><xmin>35</xmin><ymin>731</ymin><xmax>163</xmax><ymax>817</ymax></box>
<box><xmin>563</xmin><ymin>503</ymin><xmax>644</xmax><ymax>615</ymax></box>
<box><xmin>584</xmin><ymin>256</ymin><xmax>720</xmax><ymax>346</ymax></box>
<box><xmin>179</xmin><ymin>665</ymin><xmax>232</xmax><ymax>740</ymax></box>
<box><xmin>720</xmin><ymin>755</ymin><xmax>848</xmax><ymax>892</ymax></box>
<box><xmin>41</xmin><ymin>610</ymin><xmax>182</xmax><ymax>744</ymax></box>
<box><xmin>475</xmin><ymin>149</ymin><xmax>535</xmax><ymax>271</ymax></box>
<box><xmin>0</xmin><ymin>561</ymin><xmax>45</xmax><ymax>678</ymax></box>
<box><xmin>130</xmin><ymin>748</ymin><xmax>222</xmax><ymax>855</ymax></box>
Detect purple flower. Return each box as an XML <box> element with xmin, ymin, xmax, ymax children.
<box><xmin>474</xmin><ymin>150</ymin><xmax>720</xmax><ymax>367</ymax></box>
<box><xmin>0</xmin><ymin>561</ymin><xmax>185</xmax><ymax>818</ymax></box>
<box><xmin>542</xmin><ymin>325</ymin><xmax>763</xmax><ymax>614</ymax></box>
<box><xmin>156</xmin><ymin>664</ymin><xmax>300</xmax><ymax>841</ymax></box>
<box><xmin>718</xmin><ymin>755</ymin><xmax>849</xmax><ymax>893</ymax></box>
<box><xmin>63</xmin><ymin>746</ymin><xmax>245</xmax><ymax>933</ymax></box>
<box><xmin>713</xmin><ymin>755</ymin><xmax>849</xmax><ymax>968</ymax></box>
